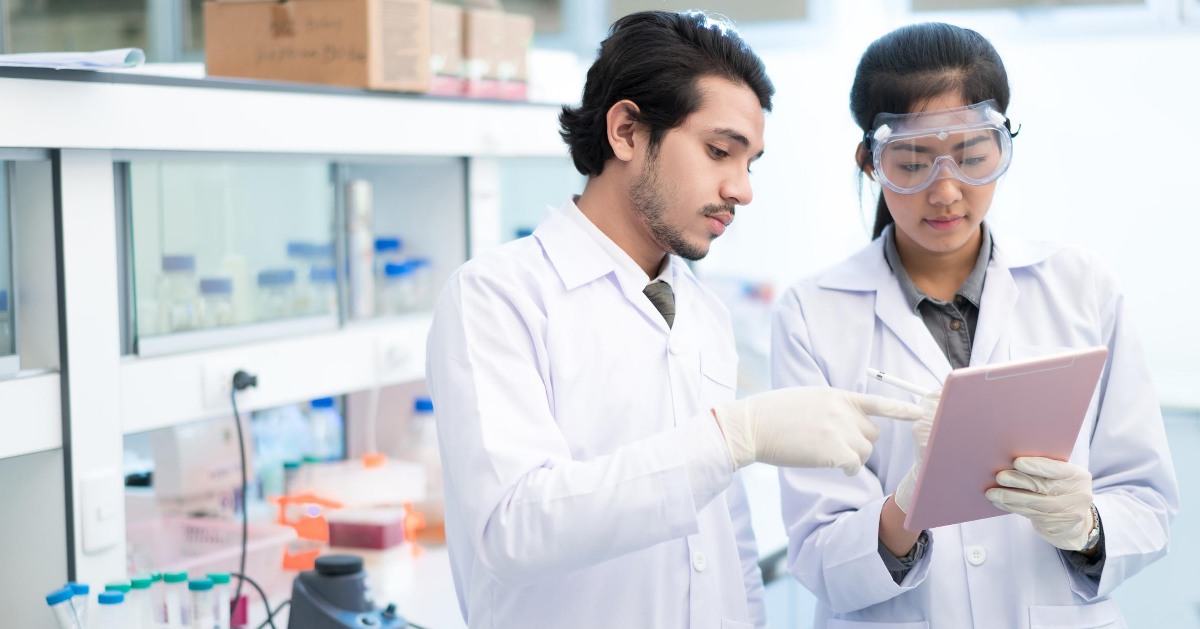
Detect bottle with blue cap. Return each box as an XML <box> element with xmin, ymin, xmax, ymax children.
<box><xmin>255</xmin><ymin>268</ymin><xmax>297</xmax><ymax>321</ymax></box>
<box><xmin>158</xmin><ymin>254</ymin><xmax>198</xmax><ymax>334</ymax></box>
<box><xmin>308</xmin><ymin>397</ymin><xmax>345</xmax><ymax>461</ymax></box>
<box><xmin>377</xmin><ymin>261</ymin><xmax>415</xmax><ymax>317</ymax></box>
<box><xmin>95</xmin><ymin>591</ymin><xmax>126</xmax><ymax>629</ymax></box>
<box><xmin>408</xmin><ymin>257</ymin><xmax>434</xmax><ymax>310</ymax></box>
<box><xmin>405</xmin><ymin>397</ymin><xmax>443</xmax><ymax>495</ymax></box>
<box><xmin>46</xmin><ymin>586</ymin><xmax>83</xmax><ymax>629</ymax></box>
<box><xmin>307</xmin><ymin>265</ymin><xmax>339</xmax><ymax>316</ymax></box>
<box><xmin>196</xmin><ymin>277</ymin><xmax>235</xmax><ymax>329</ymax></box>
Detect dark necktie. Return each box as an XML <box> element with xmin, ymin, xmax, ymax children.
<box><xmin>643</xmin><ymin>281</ymin><xmax>675</xmax><ymax>328</ymax></box>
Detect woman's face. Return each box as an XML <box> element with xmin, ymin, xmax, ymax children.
<box><xmin>867</xmin><ymin>92</ymin><xmax>998</xmax><ymax>254</ymax></box>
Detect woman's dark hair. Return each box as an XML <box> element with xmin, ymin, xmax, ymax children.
<box><xmin>850</xmin><ymin>23</ymin><xmax>1011</xmax><ymax>239</ymax></box>
<box><xmin>560</xmin><ymin>11</ymin><xmax>774</xmax><ymax>177</ymax></box>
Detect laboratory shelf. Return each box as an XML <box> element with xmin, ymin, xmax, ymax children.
<box><xmin>120</xmin><ymin>313</ymin><xmax>432</xmax><ymax>435</ymax></box>
<box><xmin>0</xmin><ymin>73</ymin><xmax>568</xmax><ymax>158</ymax></box>
<box><xmin>0</xmin><ymin>371</ymin><xmax>62</xmax><ymax>458</ymax></box>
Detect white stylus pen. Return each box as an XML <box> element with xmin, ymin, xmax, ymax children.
<box><xmin>866</xmin><ymin>368</ymin><xmax>934</xmax><ymax>398</ymax></box>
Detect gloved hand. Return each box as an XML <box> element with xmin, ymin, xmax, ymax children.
<box><xmin>893</xmin><ymin>389</ymin><xmax>941</xmax><ymax>514</ymax></box>
<box><xmin>712</xmin><ymin>387</ymin><xmax>924</xmax><ymax>475</ymax></box>
<box><xmin>985</xmin><ymin>457</ymin><xmax>1096</xmax><ymax>551</ymax></box>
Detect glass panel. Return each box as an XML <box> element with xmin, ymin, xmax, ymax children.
<box><xmin>498</xmin><ymin>157</ymin><xmax>585</xmax><ymax>243</ymax></box>
<box><xmin>4</xmin><ymin>0</ymin><xmax>151</xmax><ymax>56</ymax></box>
<box><xmin>343</xmin><ymin>159</ymin><xmax>467</xmax><ymax>319</ymax></box>
<box><xmin>127</xmin><ymin>158</ymin><xmax>337</xmax><ymax>344</ymax></box>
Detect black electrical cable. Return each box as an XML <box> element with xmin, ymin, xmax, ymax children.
<box><xmin>231</xmin><ymin>571</ymin><xmax>283</xmax><ymax>629</ymax></box>
<box><xmin>230</xmin><ymin>370</ymin><xmax>258</xmax><ymax>618</ymax></box>
<box><xmin>254</xmin><ymin>599</ymin><xmax>291</xmax><ymax>629</ymax></box>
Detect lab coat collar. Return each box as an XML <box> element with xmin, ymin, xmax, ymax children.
<box><xmin>533</xmin><ymin>200</ymin><xmax>617</xmax><ymax>291</ymax></box>
<box><xmin>816</xmin><ymin>224</ymin><xmax>1063</xmax><ymax>292</ymax></box>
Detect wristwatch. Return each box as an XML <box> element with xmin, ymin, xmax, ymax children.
<box><xmin>1081</xmin><ymin>503</ymin><xmax>1102</xmax><ymax>552</ymax></box>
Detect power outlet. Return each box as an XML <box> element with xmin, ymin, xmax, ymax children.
<box><xmin>203</xmin><ymin>358</ymin><xmax>255</xmax><ymax>410</ymax></box>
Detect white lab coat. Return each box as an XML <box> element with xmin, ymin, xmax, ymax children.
<box><xmin>426</xmin><ymin>200</ymin><xmax>766</xmax><ymax>629</ymax></box>
<box><xmin>772</xmin><ymin>227</ymin><xmax>1179</xmax><ymax>629</ymax></box>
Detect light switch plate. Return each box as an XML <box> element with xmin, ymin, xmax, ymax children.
<box><xmin>81</xmin><ymin>469</ymin><xmax>122</xmax><ymax>554</ymax></box>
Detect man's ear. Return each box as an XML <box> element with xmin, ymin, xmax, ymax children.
<box><xmin>607</xmin><ymin>99</ymin><xmax>642</xmax><ymax>163</ymax></box>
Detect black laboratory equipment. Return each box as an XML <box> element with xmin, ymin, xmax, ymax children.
<box><xmin>287</xmin><ymin>555</ymin><xmax>408</xmax><ymax>629</ymax></box>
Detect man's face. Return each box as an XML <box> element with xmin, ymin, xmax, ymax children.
<box><xmin>628</xmin><ymin>75</ymin><xmax>766</xmax><ymax>261</ymax></box>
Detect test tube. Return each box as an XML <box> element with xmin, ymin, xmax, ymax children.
<box><xmin>163</xmin><ymin>571</ymin><xmax>188</xmax><ymax>629</ymax></box>
<box><xmin>148</xmin><ymin>572</ymin><xmax>164</xmax><ymax>625</ymax></box>
<box><xmin>95</xmin><ymin>592</ymin><xmax>125</xmax><ymax>629</ymax></box>
<box><xmin>45</xmin><ymin>587</ymin><xmax>83</xmax><ymax>629</ymax></box>
<box><xmin>189</xmin><ymin>578</ymin><xmax>216</xmax><ymax>629</ymax></box>
<box><xmin>207</xmin><ymin>573</ymin><xmax>232</xmax><ymax>629</ymax></box>
<box><xmin>66</xmin><ymin>582</ymin><xmax>89</xmax><ymax>627</ymax></box>
<box><xmin>104</xmin><ymin>581</ymin><xmax>130</xmax><ymax>595</ymax></box>
<box><xmin>129</xmin><ymin>575</ymin><xmax>153</xmax><ymax>629</ymax></box>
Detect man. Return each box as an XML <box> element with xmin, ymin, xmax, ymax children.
<box><xmin>426</xmin><ymin>11</ymin><xmax>924</xmax><ymax>628</ymax></box>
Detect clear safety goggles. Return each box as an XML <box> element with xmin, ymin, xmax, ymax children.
<box><xmin>863</xmin><ymin>100</ymin><xmax>1019</xmax><ymax>195</ymax></box>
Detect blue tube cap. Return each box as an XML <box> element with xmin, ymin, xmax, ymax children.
<box><xmin>415</xmin><ymin>397</ymin><xmax>434</xmax><ymax>412</ymax></box>
<box><xmin>46</xmin><ymin>587</ymin><xmax>74</xmax><ymax>606</ymax></box>
<box><xmin>189</xmin><ymin>579</ymin><xmax>214</xmax><ymax>592</ymax></box>
<box><xmin>67</xmin><ymin>582</ymin><xmax>89</xmax><ymax>595</ymax></box>
<box><xmin>98</xmin><ymin>592</ymin><xmax>124</xmax><ymax>605</ymax></box>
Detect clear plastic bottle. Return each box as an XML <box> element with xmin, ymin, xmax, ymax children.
<box><xmin>307</xmin><ymin>398</ymin><xmax>345</xmax><ymax>461</ymax></box>
<box><xmin>377</xmin><ymin>262</ymin><xmax>415</xmax><ymax>316</ymax></box>
<box><xmin>207</xmin><ymin>573</ymin><xmax>232</xmax><ymax>629</ymax></box>
<box><xmin>255</xmin><ymin>268</ymin><xmax>297</xmax><ymax>322</ymax></box>
<box><xmin>66</xmin><ymin>582</ymin><xmax>89</xmax><ymax>627</ymax></box>
<box><xmin>408</xmin><ymin>397</ymin><xmax>443</xmax><ymax>495</ymax></box>
<box><xmin>46</xmin><ymin>587</ymin><xmax>83</xmax><ymax>629</ymax></box>
<box><xmin>95</xmin><ymin>591</ymin><xmax>126</xmax><ymax>629</ymax></box>
<box><xmin>189</xmin><ymin>578</ymin><xmax>216</xmax><ymax>629</ymax></box>
<box><xmin>374</xmin><ymin>236</ymin><xmax>405</xmax><ymax>275</ymax></box>
<box><xmin>129</xmin><ymin>575</ymin><xmax>153</xmax><ymax>629</ymax></box>
<box><xmin>308</xmin><ymin>266</ymin><xmax>338</xmax><ymax>316</ymax></box>
<box><xmin>159</xmin><ymin>254</ymin><xmax>197</xmax><ymax>333</ymax></box>
<box><xmin>346</xmin><ymin>181</ymin><xmax>375</xmax><ymax>319</ymax></box>
<box><xmin>148</xmin><ymin>572</ymin><xmax>164</xmax><ymax>625</ymax></box>
<box><xmin>196</xmin><ymin>278</ymin><xmax>235</xmax><ymax>329</ymax></box>
<box><xmin>163</xmin><ymin>571</ymin><xmax>188</xmax><ymax>629</ymax></box>
<box><xmin>283</xmin><ymin>460</ymin><xmax>302</xmax><ymax>497</ymax></box>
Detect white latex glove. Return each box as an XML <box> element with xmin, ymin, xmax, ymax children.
<box><xmin>893</xmin><ymin>389</ymin><xmax>941</xmax><ymax>514</ymax></box>
<box><xmin>712</xmin><ymin>387</ymin><xmax>925</xmax><ymax>475</ymax></box>
<box><xmin>985</xmin><ymin>457</ymin><xmax>1096</xmax><ymax>551</ymax></box>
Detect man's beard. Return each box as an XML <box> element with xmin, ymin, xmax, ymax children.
<box><xmin>628</xmin><ymin>150</ymin><xmax>733</xmax><ymax>262</ymax></box>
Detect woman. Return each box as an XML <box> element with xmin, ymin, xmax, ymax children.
<box><xmin>772</xmin><ymin>22</ymin><xmax>1178</xmax><ymax>628</ymax></box>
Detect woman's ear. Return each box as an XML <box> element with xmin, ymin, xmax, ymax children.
<box><xmin>607</xmin><ymin>100</ymin><xmax>642</xmax><ymax>163</ymax></box>
<box><xmin>856</xmin><ymin>142</ymin><xmax>874</xmax><ymax>178</ymax></box>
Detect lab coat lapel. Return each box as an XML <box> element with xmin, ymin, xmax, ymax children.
<box><xmin>970</xmin><ymin>257</ymin><xmax>1019</xmax><ymax>367</ymax></box>
<box><xmin>875</xmin><ymin>264</ymin><xmax>955</xmax><ymax>385</ymax></box>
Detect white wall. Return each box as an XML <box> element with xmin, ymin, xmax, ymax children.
<box><xmin>694</xmin><ymin>3</ymin><xmax>1200</xmax><ymax>407</ymax></box>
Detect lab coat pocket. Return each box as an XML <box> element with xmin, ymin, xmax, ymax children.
<box><xmin>1028</xmin><ymin>598</ymin><xmax>1120</xmax><ymax>628</ymax></box>
<box><xmin>701</xmin><ymin>351</ymin><xmax>738</xmax><ymax>406</ymax></box>
<box><xmin>826</xmin><ymin>619</ymin><xmax>929</xmax><ymax>628</ymax></box>
<box><xmin>720</xmin><ymin>619</ymin><xmax>754</xmax><ymax>629</ymax></box>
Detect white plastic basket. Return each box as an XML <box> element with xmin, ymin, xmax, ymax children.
<box><xmin>126</xmin><ymin>518</ymin><xmax>299</xmax><ymax>601</ymax></box>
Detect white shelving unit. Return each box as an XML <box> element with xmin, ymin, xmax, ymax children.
<box><xmin>0</xmin><ymin>69</ymin><xmax>569</xmax><ymax>586</ymax></box>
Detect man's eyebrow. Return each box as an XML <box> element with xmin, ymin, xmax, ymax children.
<box><xmin>707</xmin><ymin>127</ymin><xmax>763</xmax><ymax>158</ymax></box>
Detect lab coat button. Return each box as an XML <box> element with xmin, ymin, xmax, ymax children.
<box><xmin>966</xmin><ymin>545</ymin><xmax>986</xmax><ymax>566</ymax></box>
<box><xmin>691</xmin><ymin>551</ymin><xmax>707</xmax><ymax>572</ymax></box>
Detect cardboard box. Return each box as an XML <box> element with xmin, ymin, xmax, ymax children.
<box><xmin>428</xmin><ymin>3</ymin><xmax>463</xmax><ymax>96</ymax></box>
<box><xmin>497</xmin><ymin>12</ymin><xmax>532</xmax><ymax>101</ymax></box>
<box><xmin>204</xmin><ymin>0</ymin><xmax>432</xmax><ymax>93</ymax></box>
<box><xmin>462</xmin><ymin>7</ymin><xmax>504</xmax><ymax>99</ymax></box>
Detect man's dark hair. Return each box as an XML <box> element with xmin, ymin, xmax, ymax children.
<box><xmin>559</xmin><ymin>11</ymin><xmax>774</xmax><ymax>177</ymax></box>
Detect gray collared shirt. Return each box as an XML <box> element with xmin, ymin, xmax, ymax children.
<box><xmin>875</xmin><ymin>222</ymin><xmax>1105</xmax><ymax>582</ymax></box>
<box><xmin>883</xmin><ymin>224</ymin><xmax>992</xmax><ymax>370</ymax></box>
